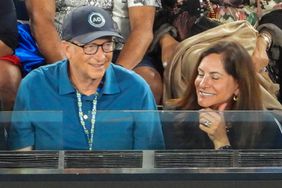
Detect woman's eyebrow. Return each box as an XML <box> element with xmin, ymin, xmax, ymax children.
<box><xmin>198</xmin><ymin>68</ymin><xmax>223</xmax><ymax>75</ymax></box>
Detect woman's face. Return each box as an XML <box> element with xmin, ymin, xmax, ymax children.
<box><xmin>194</xmin><ymin>53</ymin><xmax>239</xmax><ymax>110</ymax></box>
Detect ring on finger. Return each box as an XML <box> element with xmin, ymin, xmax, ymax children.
<box><xmin>203</xmin><ymin>120</ymin><xmax>212</xmax><ymax>127</ymax></box>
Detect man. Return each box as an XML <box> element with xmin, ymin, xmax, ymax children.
<box><xmin>8</xmin><ymin>6</ymin><xmax>164</xmax><ymax>150</ymax></box>
<box><xmin>14</xmin><ymin>0</ymin><xmax>163</xmax><ymax>104</ymax></box>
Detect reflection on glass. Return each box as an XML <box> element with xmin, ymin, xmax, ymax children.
<box><xmin>5</xmin><ymin>111</ymin><xmax>164</xmax><ymax>150</ymax></box>
<box><xmin>1</xmin><ymin>111</ymin><xmax>282</xmax><ymax>151</ymax></box>
<box><xmin>162</xmin><ymin>110</ymin><xmax>282</xmax><ymax>149</ymax></box>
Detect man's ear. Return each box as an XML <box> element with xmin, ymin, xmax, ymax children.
<box><xmin>61</xmin><ymin>41</ymin><xmax>71</xmax><ymax>58</ymax></box>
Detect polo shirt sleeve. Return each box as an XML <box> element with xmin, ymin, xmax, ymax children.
<box><xmin>133</xmin><ymin>89</ymin><xmax>165</xmax><ymax>150</ymax></box>
<box><xmin>8</xmin><ymin>81</ymin><xmax>34</xmax><ymax>150</ymax></box>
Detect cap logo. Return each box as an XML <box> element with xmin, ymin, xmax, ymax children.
<box><xmin>88</xmin><ymin>12</ymin><xmax>105</xmax><ymax>28</ymax></box>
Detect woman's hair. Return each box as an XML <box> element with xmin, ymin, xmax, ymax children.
<box><xmin>170</xmin><ymin>40</ymin><xmax>263</xmax><ymax>110</ymax></box>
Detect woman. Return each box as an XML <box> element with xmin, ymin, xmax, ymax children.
<box><xmin>163</xmin><ymin>40</ymin><xmax>282</xmax><ymax>149</ymax></box>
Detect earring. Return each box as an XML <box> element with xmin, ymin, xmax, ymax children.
<box><xmin>233</xmin><ymin>95</ymin><xmax>238</xmax><ymax>101</ymax></box>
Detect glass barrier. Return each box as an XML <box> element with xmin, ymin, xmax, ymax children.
<box><xmin>1</xmin><ymin>110</ymin><xmax>282</xmax><ymax>151</ymax></box>
<box><xmin>0</xmin><ymin>110</ymin><xmax>282</xmax><ymax>171</ymax></box>
<box><xmin>160</xmin><ymin>110</ymin><xmax>282</xmax><ymax>150</ymax></box>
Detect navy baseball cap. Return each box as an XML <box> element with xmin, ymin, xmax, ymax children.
<box><xmin>62</xmin><ymin>6</ymin><xmax>123</xmax><ymax>44</ymax></box>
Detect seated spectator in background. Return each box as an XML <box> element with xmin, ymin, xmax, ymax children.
<box><xmin>256</xmin><ymin>9</ymin><xmax>282</xmax><ymax>103</ymax></box>
<box><xmin>163</xmin><ymin>41</ymin><xmax>282</xmax><ymax>149</ymax></box>
<box><xmin>153</xmin><ymin>1</ymin><xmax>282</xmax><ymax>97</ymax></box>
<box><xmin>154</xmin><ymin>0</ymin><xmax>281</xmax><ymax>65</ymax></box>
<box><xmin>160</xmin><ymin>19</ymin><xmax>281</xmax><ymax>109</ymax></box>
<box><xmin>8</xmin><ymin>0</ymin><xmax>163</xmax><ymax>104</ymax></box>
<box><xmin>8</xmin><ymin>6</ymin><xmax>164</xmax><ymax>151</ymax></box>
<box><xmin>0</xmin><ymin>0</ymin><xmax>21</xmax><ymax>111</ymax></box>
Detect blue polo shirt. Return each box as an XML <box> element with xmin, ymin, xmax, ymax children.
<box><xmin>8</xmin><ymin>60</ymin><xmax>164</xmax><ymax>150</ymax></box>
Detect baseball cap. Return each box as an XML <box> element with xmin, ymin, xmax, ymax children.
<box><xmin>62</xmin><ymin>6</ymin><xmax>123</xmax><ymax>44</ymax></box>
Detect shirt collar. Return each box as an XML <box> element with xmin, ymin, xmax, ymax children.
<box><xmin>59</xmin><ymin>60</ymin><xmax>75</xmax><ymax>95</ymax></box>
<box><xmin>102</xmin><ymin>63</ymin><xmax>120</xmax><ymax>95</ymax></box>
<box><xmin>59</xmin><ymin>60</ymin><xmax>120</xmax><ymax>95</ymax></box>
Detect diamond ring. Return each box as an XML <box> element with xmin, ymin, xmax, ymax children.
<box><xmin>203</xmin><ymin>120</ymin><xmax>212</xmax><ymax>127</ymax></box>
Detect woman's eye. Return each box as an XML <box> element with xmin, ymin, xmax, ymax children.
<box><xmin>212</xmin><ymin>76</ymin><xmax>220</xmax><ymax>80</ymax></box>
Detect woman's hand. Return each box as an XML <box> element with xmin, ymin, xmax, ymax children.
<box><xmin>199</xmin><ymin>103</ymin><xmax>230</xmax><ymax>149</ymax></box>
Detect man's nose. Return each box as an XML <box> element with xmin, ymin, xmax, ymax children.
<box><xmin>94</xmin><ymin>46</ymin><xmax>106</xmax><ymax>60</ymax></box>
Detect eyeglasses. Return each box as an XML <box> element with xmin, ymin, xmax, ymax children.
<box><xmin>69</xmin><ymin>41</ymin><xmax>116</xmax><ymax>55</ymax></box>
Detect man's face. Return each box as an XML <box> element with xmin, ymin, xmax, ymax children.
<box><xmin>65</xmin><ymin>37</ymin><xmax>114</xmax><ymax>81</ymax></box>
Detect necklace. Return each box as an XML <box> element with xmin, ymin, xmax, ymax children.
<box><xmin>76</xmin><ymin>90</ymin><xmax>98</xmax><ymax>150</ymax></box>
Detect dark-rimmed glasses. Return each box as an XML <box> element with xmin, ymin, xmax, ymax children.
<box><xmin>69</xmin><ymin>41</ymin><xmax>116</xmax><ymax>55</ymax></box>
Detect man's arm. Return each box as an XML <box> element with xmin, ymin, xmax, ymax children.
<box><xmin>0</xmin><ymin>41</ymin><xmax>13</xmax><ymax>57</ymax></box>
<box><xmin>133</xmin><ymin>87</ymin><xmax>165</xmax><ymax>149</ymax></box>
<box><xmin>7</xmin><ymin>78</ymin><xmax>35</xmax><ymax>150</ymax></box>
<box><xmin>25</xmin><ymin>0</ymin><xmax>65</xmax><ymax>63</ymax></box>
<box><xmin>116</xmin><ymin>6</ymin><xmax>155</xmax><ymax>69</ymax></box>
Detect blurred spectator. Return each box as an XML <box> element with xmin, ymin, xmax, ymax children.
<box><xmin>257</xmin><ymin>9</ymin><xmax>282</xmax><ymax>102</ymax></box>
<box><xmin>0</xmin><ymin>0</ymin><xmax>21</xmax><ymax>112</ymax></box>
<box><xmin>0</xmin><ymin>0</ymin><xmax>20</xmax><ymax>149</ymax></box>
